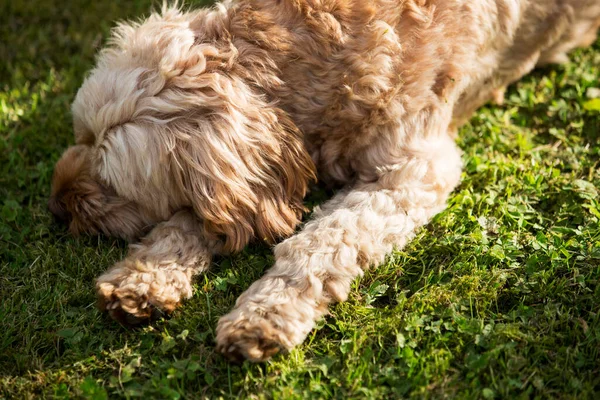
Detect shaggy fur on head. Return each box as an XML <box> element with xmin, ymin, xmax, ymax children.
<box><xmin>65</xmin><ymin>4</ymin><xmax>316</xmax><ymax>252</ymax></box>
<box><xmin>50</xmin><ymin>0</ymin><xmax>600</xmax><ymax>361</ymax></box>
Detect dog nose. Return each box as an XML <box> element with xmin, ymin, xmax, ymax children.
<box><xmin>48</xmin><ymin>196</ymin><xmax>71</xmax><ymax>224</ymax></box>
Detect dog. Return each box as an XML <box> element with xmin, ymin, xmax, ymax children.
<box><xmin>49</xmin><ymin>0</ymin><xmax>600</xmax><ymax>362</ymax></box>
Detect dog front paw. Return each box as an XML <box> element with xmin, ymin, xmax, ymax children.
<box><xmin>96</xmin><ymin>258</ymin><xmax>192</xmax><ymax>326</ymax></box>
<box><xmin>215</xmin><ymin>307</ymin><xmax>294</xmax><ymax>362</ymax></box>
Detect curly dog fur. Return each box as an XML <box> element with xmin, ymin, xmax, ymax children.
<box><xmin>49</xmin><ymin>0</ymin><xmax>600</xmax><ymax>361</ymax></box>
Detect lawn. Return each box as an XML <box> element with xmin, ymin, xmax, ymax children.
<box><xmin>1</xmin><ymin>0</ymin><xmax>600</xmax><ymax>398</ymax></box>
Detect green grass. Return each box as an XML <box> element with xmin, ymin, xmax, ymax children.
<box><xmin>1</xmin><ymin>0</ymin><xmax>600</xmax><ymax>398</ymax></box>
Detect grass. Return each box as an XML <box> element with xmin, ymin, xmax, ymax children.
<box><xmin>1</xmin><ymin>0</ymin><xmax>600</xmax><ymax>398</ymax></box>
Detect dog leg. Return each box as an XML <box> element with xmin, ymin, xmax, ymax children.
<box><xmin>96</xmin><ymin>209</ymin><xmax>215</xmax><ymax>326</ymax></box>
<box><xmin>216</xmin><ymin>133</ymin><xmax>462</xmax><ymax>361</ymax></box>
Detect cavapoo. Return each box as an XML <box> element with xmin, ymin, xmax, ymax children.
<box><xmin>49</xmin><ymin>0</ymin><xmax>600</xmax><ymax>361</ymax></box>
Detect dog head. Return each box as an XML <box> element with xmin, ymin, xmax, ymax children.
<box><xmin>50</xmin><ymin>6</ymin><xmax>316</xmax><ymax>251</ymax></box>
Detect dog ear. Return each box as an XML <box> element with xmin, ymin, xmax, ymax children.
<box><xmin>148</xmin><ymin>37</ymin><xmax>317</xmax><ymax>252</ymax></box>
<box><xmin>177</xmin><ymin>104</ymin><xmax>316</xmax><ymax>253</ymax></box>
